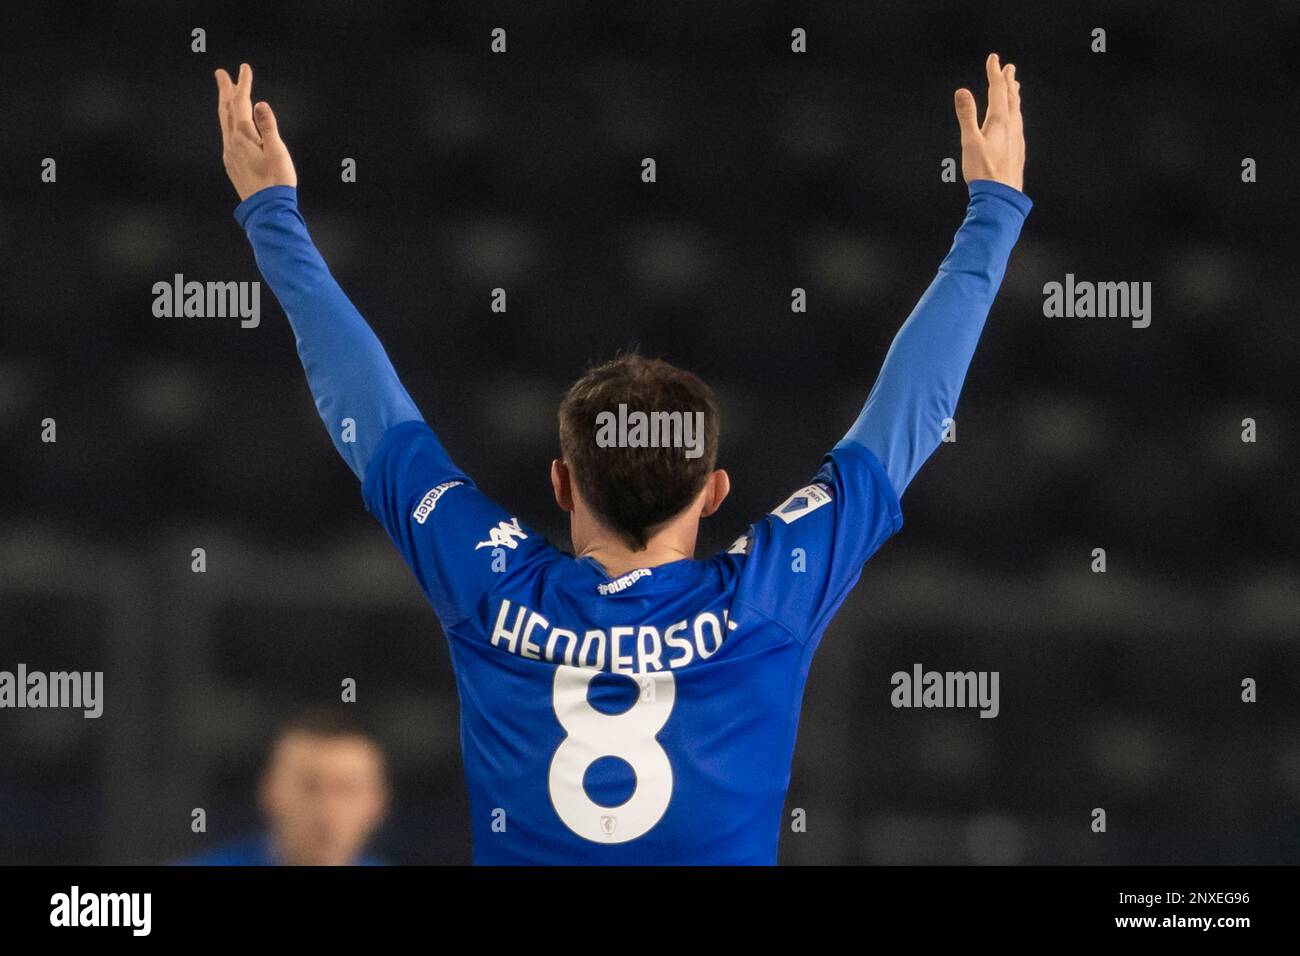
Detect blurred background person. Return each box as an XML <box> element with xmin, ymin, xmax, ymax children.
<box><xmin>180</xmin><ymin>710</ymin><xmax>389</xmax><ymax>866</ymax></box>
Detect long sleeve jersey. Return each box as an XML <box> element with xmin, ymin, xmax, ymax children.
<box><xmin>234</xmin><ymin>180</ymin><xmax>1032</xmax><ymax>864</ymax></box>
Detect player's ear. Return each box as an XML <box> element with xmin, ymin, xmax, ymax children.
<box><xmin>700</xmin><ymin>468</ymin><xmax>730</xmax><ymax>518</ymax></box>
<box><xmin>551</xmin><ymin>459</ymin><xmax>575</xmax><ymax>512</ymax></box>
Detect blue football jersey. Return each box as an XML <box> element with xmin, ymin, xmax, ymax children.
<box><xmin>362</xmin><ymin>420</ymin><xmax>902</xmax><ymax>864</ymax></box>
<box><xmin>176</xmin><ymin>833</ymin><xmax>383</xmax><ymax>866</ymax></box>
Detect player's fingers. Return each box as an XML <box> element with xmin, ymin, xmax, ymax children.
<box><xmin>984</xmin><ymin>52</ymin><xmax>1008</xmax><ymax>121</ymax></box>
<box><xmin>253</xmin><ymin>101</ymin><xmax>282</xmax><ymax>144</ymax></box>
<box><xmin>953</xmin><ymin>88</ymin><xmax>981</xmax><ymax>142</ymax></box>
<box><xmin>1005</xmin><ymin>64</ymin><xmax>1022</xmax><ymax>123</ymax></box>
<box><xmin>233</xmin><ymin>62</ymin><xmax>256</xmax><ymax>133</ymax></box>
<box><xmin>215</xmin><ymin>69</ymin><xmax>235</xmax><ymax>136</ymax></box>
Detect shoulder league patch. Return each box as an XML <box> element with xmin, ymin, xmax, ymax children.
<box><xmin>771</xmin><ymin>483</ymin><xmax>832</xmax><ymax>524</ymax></box>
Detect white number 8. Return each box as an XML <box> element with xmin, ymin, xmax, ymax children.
<box><xmin>548</xmin><ymin>665</ymin><xmax>675</xmax><ymax>843</ymax></box>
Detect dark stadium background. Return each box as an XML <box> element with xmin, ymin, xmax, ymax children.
<box><xmin>1</xmin><ymin>1</ymin><xmax>1297</xmax><ymax>864</ymax></box>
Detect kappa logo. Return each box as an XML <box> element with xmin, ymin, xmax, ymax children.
<box><xmin>771</xmin><ymin>483</ymin><xmax>832</xmax><ymax>524</ymax></box>
<box><xmin>412</xmin><ymin>481</ymin><xmax>464</xmax><ymax>524</ymax></box>
<box><xmin>475</xmin><ymin>517</ymin><xmax>528</xmax><ymax>550</ymax></box>
<box><xmin>726</xmin><ymin>534</ymin><xmax>750</xmax><ymax>555</ymax></box>
<box><xmin>600</xmin><ymin>815</ymin><xmax>617</xmax><ymax>836</ymax></box>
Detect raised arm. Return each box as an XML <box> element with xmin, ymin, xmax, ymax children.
<box><xmin>215</xmin><ymin>64</ymin><xmax>423</xmax><ymax>482</ymax></box>
<box><xmin>843</xmin><ymin>54</ymin><xmax>1031</xmax><ymax>498</ymax></box>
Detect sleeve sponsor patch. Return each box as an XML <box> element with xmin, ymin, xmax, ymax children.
<box><xmin>770</xmin><ymin>483</ymin><xmax>832</xmax><ymax>524</ymax></box>
<box><xmin>412</xmin><ymin>481</ymin><xmax>465</xmax><ymax>524</ymax></box>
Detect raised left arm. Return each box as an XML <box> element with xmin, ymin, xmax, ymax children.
<box><xmin>842</xmin><ymin>54</ymin><xmax>1031</xmax><ymax>498</ymax></box>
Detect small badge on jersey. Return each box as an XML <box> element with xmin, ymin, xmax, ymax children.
<box><xmin>412</xmin><ymin>481</ymin><xmax>464</xmax><ymax>524</ymax></box>
<box><xmin>771</xmin><ymin>483</ymin><xmax>832</xmax><ymax>524</ymax></box>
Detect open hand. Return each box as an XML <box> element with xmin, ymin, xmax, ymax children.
<box><xmin>954</xmin><ymin>53</ymin><xmax>1025</xmax><ymax>192</ymax></box>
<box><xmin>215</xmin><ymin>63</ymin><xmax>297</xmax><ymax>201</ymax></box>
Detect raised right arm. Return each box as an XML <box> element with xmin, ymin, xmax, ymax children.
<box><xmin>216</xmin><ymin>64</ymin><xmax>422</xmax><ymax>482</ymax></box>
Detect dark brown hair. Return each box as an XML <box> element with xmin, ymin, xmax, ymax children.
<box><xmin>558</xmin><ymin>352</ymin><xmax>720</xmax><ymax>551</ymax></box>
<box><xmin>265</xmin><ymin>709</ymin><xmax>387</xmax><ymax>777</ymax></box>
<box><xmin>271</xmin><ymin>709</ymin><xmax>376</xmax><ymax>749</ymax></box>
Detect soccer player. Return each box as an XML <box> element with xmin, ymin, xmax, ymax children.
<box><xmin>181</xmin><ymin>711</ymin><xmax>389</xmax><ymax>866</ymax></box>
<box><xmin>213</xmin><ymin>52</ymin><xmax>1029</xmax><ymax>864</ymax></box>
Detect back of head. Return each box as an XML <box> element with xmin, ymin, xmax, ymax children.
<box><xmin>558</xmin><ymin>352</ymin><xmax>720</xmax><ymax>551</ymax></box>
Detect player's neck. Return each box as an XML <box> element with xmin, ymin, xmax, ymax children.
<box><xmin>580</xmin><ymin>543</ymin><xmax>692</xmax><ymax>577</ymax></box>
<box><xmin>572</xmin><ymin>505</ymin><xmax>705</xmax><ymax>577</ymax></box>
